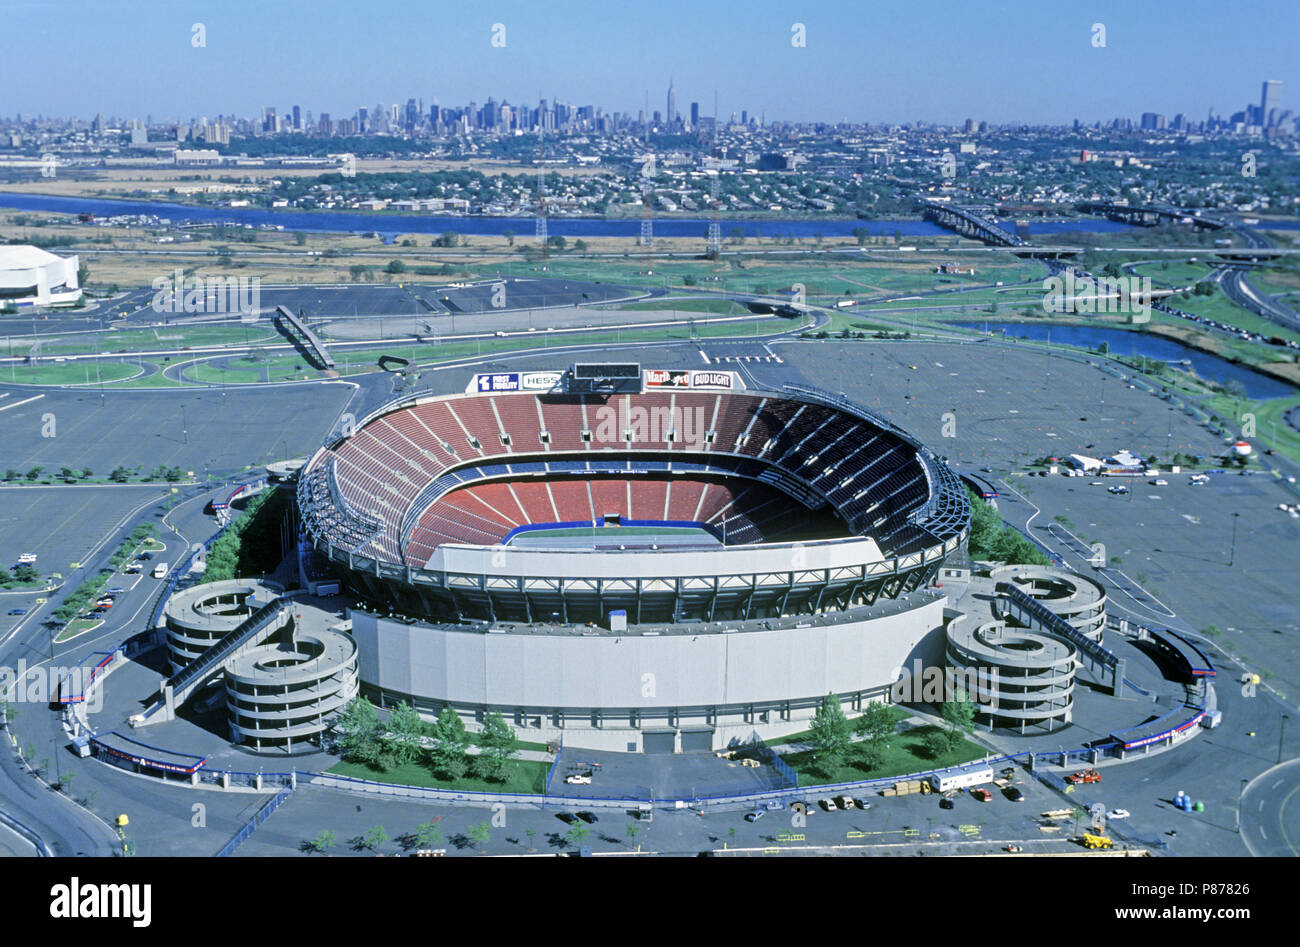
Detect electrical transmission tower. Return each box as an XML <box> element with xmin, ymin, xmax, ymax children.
<box><xmin>640</xmin><ymin>90</ymin><xmax>654</xmax><ymax>247</ymax></box>
<box><xmin>536</xmin><ymin>117</ymin><xmax>548</xmax><ymax>255</ymax></box>
<box><xmin>707</xmin><ymin>172</ymin><xmax>721</xmax><ymax>257</ymax></box>
<box><xmin>706</xmin><ymin>89</ymin><xmax>721</xmax><ymax>257</ymax></box>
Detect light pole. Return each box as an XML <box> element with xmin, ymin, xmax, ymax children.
<box><xmin>1228</xmin><ymin>512</ymin><xmax>1240</xmax><ymax>567</ymax></box>
<box><xmin>1281</xmin><ymin>714</ymin><xmax>1290</xmax><ymax>765</ymax></box>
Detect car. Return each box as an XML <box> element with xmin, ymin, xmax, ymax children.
<box><xmin>970</xmin><ymin>788</ymin><xmax>993</xmax><ymax>803</ymax></box>
<box><xmin>7</xmin><ymin>608</ymin><xmax>26</xmax><ymax>616</ymax></box>
<box><xmin>939</xmin><ymin>797</ymin><xmax>955</xmax><ymax>810</ymax></box>
<box><xmin>564</xmin><ymin>774</ymin><xmax>592</xmax><ymax>785</ymax></box>
<box><xmin>138</xmin><ymin>552</ymin><xmax>153</xmax><ymax>561</ymax></box>
<box><xmin>789</xmin><ymin>801</ymin><xmax>815</xmax><ymax>816</ymax></box>
<box><xmin>17</xmin><ymin>553</ymin><xmax>37</xmax><ymax>564</ymax></box>
<box><xmin>1108</xmin><ymin>809</ymin><xmax>1130</xmax><ymax>820</ymax></box>
<box><xmin>744</xmin><ymin>810</ymin><xmax>765</xmax><ymax>822</ymax></box>
<box><xmin>1149</xmin><ymin>479</ymin><xmax>1168</xmax><ymax>486</ymax></box>
<box><xmin>1003</xmin><ymin>786</ymin><xmax>1025</xmax><ymax>802</ymax></box>
<box><xmin>106</xmin><ymin>587</ymin><xmax>126</xmax><ymax>595</ymax></box>
<box><xmin>836</xmin><ymin>795</ymin><xmax>857</xmax><ymax>810</ymax></box>
<box><xmin>818</xmin><ymin>798</ymin><xmax>837</xmax><ymax>812</ymax></box>
<box><xmin>1066</xmin><ymin>768</ymin><xmax>1101</xmax><ymax>785</ymax></box>
<box><xmin>1090</xmin><ymin>481</ymin><xmax>1105</xmax><ymax>486</ymax></box>
<box><xmin>575</xmin><ymin>811</ymin><xmax>597</xmax><ymax>824</ymax></box>
<box><xmin>123</xmin><ymin>564</ymin><xmax>142</xmax><ymax>574</ymax></box>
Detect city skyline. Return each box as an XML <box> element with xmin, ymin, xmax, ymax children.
<box><xmin>2</xmin><ymin>0</ymin><xmax>1297</xmax><ymax>126</ymax></box>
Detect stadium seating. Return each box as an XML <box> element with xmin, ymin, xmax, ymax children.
<box><xmin>311</xmin><ymin>389</ymin><xmax>937</xmax><ymax>565</ymax></box>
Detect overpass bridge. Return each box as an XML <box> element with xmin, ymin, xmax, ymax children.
<box><xmin>917</xmin><ymin>200</ymin><xmax>1027</xmax><ymax>248</ymax></box>
<box><xmin>1075</xmin><ymin>202</ymin><xmax>1231</xmax><ymax>231</ymax></box>
<box><xmin>275</xmin><ymin>305</ymin><xmax>335</xmax><ymax>370</ymax></box>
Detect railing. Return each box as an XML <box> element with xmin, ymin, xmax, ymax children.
<box><xmin>216</xmin><ymin>783</ymin><xmax>294</xmax><ymax>857</ymax></box>
<box><xmin>165</xmin><ymin>597</ymin><xmax>289</xmax><ymax>698</ymax></box>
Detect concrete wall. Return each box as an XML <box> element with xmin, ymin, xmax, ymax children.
<box><xmin>351</xmin><ymin>596</ymin><xmax>948</xmax><ymax>750</ymax></box>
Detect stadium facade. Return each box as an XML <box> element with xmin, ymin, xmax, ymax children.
<box><xmin>297</xmin><ymin>365</ymin><xmax>971</xmax><ymax>751</ymax></box>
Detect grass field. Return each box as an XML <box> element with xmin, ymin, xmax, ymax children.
<box><xmin>783</xmin><ymin>723</ymin><xmax>987</xmax><ymax>788</ymax></box>
<box><xmin>328</xmin><ymin>756</ymin><xmax>550</xmax><ymax>795</ymax></box>
<box><xmin>616</xmin><ymin>298</ymin><xmax>750</xmax><ymax>315</ymax></box>
<box><xmin>26</xmin><ymin>324</ymin><xmax>279</xmax><ymax>357</ymax></box>
<box><xmin>0</xmin><ymin>361</ymin><xmax>142</xmax><ymax>386</ymax></box>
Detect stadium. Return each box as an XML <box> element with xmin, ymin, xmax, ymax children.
<box><xmin>297</xmin><ymin>364</ymin><xmax>971</xmax><ymax>753</ymax></box>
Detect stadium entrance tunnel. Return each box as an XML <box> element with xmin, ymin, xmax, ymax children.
<box><xmin>378</xmin><ymin>354</ymin><xmax>411</xmax><ymax>372</ymax></box>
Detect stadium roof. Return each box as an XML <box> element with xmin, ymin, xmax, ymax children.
<box><xmin>0</xmin><ymin>245</ymin><xmax>71</xmax><ymax>269</ymax></box>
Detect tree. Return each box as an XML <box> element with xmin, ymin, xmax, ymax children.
<box><xmin>524</xmin><ymin>828</ymin><xmax>538</xmax><ymax>852</ymax></box>
<box><xmin>809</xmin><ymin>693</ymin><xmax>851</xmax><ymax>771</ymax></box>
<box><xmin>504</xmin><ymin>229</ymin><xmax>515</xmax><ymax>247</ymax></box>
<box><xmin>414</xmin><ymin>820</ymin><xmax>444</xmax><ymax>849</ymax></box>
<box><xmin>337</xmin><ymin>696</ymin><xmax>383</xmax><ymax>766</ymax></box>
<box><xmin>467</xmin><ymin>821</ymin><xmax>491</xmax><ymax>852</ymax></box>
<box><xmin>109</xmin><ymin>466</ymin><xmax>130</xmax><ymax>483</ymax></box>
<box><xmin>26</xmin><ymin>466</ymin><xmax>43</xmax><ymax>482</ymax></box>
<box><xmin>383</xmin><ymin>700</ymin><xmax>424</xmax><ymax>766</ymax></box>
<box><xmin>855</xmin><ymin>702</ymin><xmax>898</xmax><ymax>769</ymax></box>
<box><xmin>625</xmin><ymin>821</ymin><xmax>641</xmax><ymax>843</ymax></box>
<box><xmin>385</xmin><ymin>259</ymin><xmax>407</xmax><ymax>275</ymax></box>
<box><xmin>429</xmin><ymin>705</ymin><xmax>470</xmax><ymax>779</ymax></box>
<box><xmin>294</xmin><ymin>231</ymin><xmax>307</xmax><ymax>246</ymax></box>
<box><xmin>309</xmin><ymin>829</ymin><xmax>337</xmax><ymax>854</ymax></box>
<box><xmin>565</xmin><ymin>822</ymin><xmax>590</xmax><ymax>848</ymax></box>
<box><xmin>940</xmin><ymin>686</ymin><xmax>976</xmax><ymax>753</ymax></box>
<box><xmin>472</xmin><ymin>711</ymin><xmax>518</xmax><ymax>783</ymax></box>
<box><xmin>547</xmin><ymin>234</ymin><xmax>567</xmax><ymax>251</ymax></box>
<box><xmin>361</xmin><ymin>824</ymin><xmax>388</xmax><ymax>850</ymax></box>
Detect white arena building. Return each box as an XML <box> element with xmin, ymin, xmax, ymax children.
<box><xmin>0</xmin><ymin>245</ymin><xmax>82</xmax><ymax>307</ymax></box>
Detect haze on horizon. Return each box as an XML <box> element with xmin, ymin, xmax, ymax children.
<box><xmin>2</xmin><ymin>0</ymin><xmax>1297</xmax><ymax>127</ymax></box>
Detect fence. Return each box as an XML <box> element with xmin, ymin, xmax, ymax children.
<box><xmin>216</xmin><ymin>783</ymin><xmax>294</xmax><ymax>857</ymax></box>
<box><xmin>0</xmin><ymin>807</ymin><xmax>52</xmax><ymax>857</ymax></box>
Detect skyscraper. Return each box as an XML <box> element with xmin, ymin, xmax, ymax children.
<box><xmin>1261</xmin><ymin>80</ymin><xmax>1282</xmax><ymax>127</ymax></box>
<box><xmin>690</xmin><ymin>101</ymin><xmax>699</xmax><ymax>128</ymax></box>
<box><xmin>667</xmin><ymin>79</ymin><xmax>676</xmax><ymax>128</ymax></box>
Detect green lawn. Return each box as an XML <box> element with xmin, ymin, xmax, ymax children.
<box><xmin>783</xmin><ymin>723</ymin><xmax>987</xmax><ymax>788</ymax></box>
<box><xmin>616</xmin><ymin>298</ymin><xmax>749</xmax><ymax>315</ymax></box>
<box><xmin>28</xmin><ymin>324</ymin><xmax>278</xmax><ymax>357</ymax></box>
<box><xmin>1204</xmin><ymin>393</ymin><xmax>1300</xmax><ymax>464</ymax></box>
<box><xmin>328</xmin><ymin>756</ymin><xmax>550</xmax><ymax>794</ymax></box>
<box><xmin>0</xmin><ymin>361</ymin><xmax>142</xmax><ymax>386</ymax></box>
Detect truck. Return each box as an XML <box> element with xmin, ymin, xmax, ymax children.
<box><xmin>152</xmin><ymin>561</ymin><xmax>169</xmax><ymax>579</ymax></box>
<box><xmin>930</xmin><ymin>765</ymin><xmax>994</xmax><ymax>794</ymax></box>
<box><xmin>1065</xmin><ymin>768</ymin><xmax>1101</xmax><ymax>785</ymax></box>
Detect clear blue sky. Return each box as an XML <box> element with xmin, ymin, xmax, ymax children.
<box><xmin>2</xmin><ymin>0</ymin><xmax>1297</xmax><ymax>125</ymax></box>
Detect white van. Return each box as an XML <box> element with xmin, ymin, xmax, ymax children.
<box><xmin>152</xmin><ymin>561</ymin><xmax>169</xmax><ymax>579</ymax></box>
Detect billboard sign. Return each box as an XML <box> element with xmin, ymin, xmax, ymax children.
<box><xmin>689</xmin><ymin>371</ymin><xmax>734</xmax><ymax>390</ymax></box>
<box><xmin>644</xmin><ymin>369</ymin><xmax>690</xmax><ymax>388</ymax></box>
<box><xmin>469</xmin><ymin>372</ymin><xmax>521</xmax><ymax>393</ymax></box>
<box><xmin>521</xmin><ymin>371</ymin><xmax>563</xmax><ymax>391</ymax></box>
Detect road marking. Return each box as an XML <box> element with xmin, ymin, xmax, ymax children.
<box><xmin>0</xmin><ymin>394</ymin><xmax>44</xmax><ymax>413</ymax></box>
